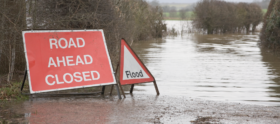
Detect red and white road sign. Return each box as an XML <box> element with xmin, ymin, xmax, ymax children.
<box><xmin>119</xmin><ymin>39</ymin><xmax>154</xmax><ymax>85</ymax></box>
<box><xmin>22</xmin><ymin>30</ymin><xmax>116</xmax><ymax>93</ymax></box>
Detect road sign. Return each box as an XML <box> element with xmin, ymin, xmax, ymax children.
<box><xmin>119</xmin><ymin>39</ymin><xmax>155</xmax><ymax>85</ymax></box>
<box><xmin>22</xmin><ymin>30</ymin><xmax>116</xmax><ymax>93</ymax></box>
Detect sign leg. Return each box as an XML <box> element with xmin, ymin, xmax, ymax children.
<box><xmin>101</xmin><ymin>86</ymin><xmax>106</xmax><ymax>95</ymax></box>
<box><xmin>130</xmin><ymin>84</ymin><xmax>134</xmax><ymax>93</ymax></box>
<box><xmin>118</xmin><ymin>82</ymin><xmax>126</xmax><ymax>98</ymax></box>
<box><xmin>110</xmin><ymin>85</ymin><xmax>114</xmax><ymax>96</ymax></box>
<box><xmin>110</xmin><ymin>63</ymin><xmax>119</xmax><ymax>96</ymax></box>
<box><xmin>153</xmin><ymin>81</ymin><xmax>160</xmax><ymax>95</ymax></box>
<box><xmin>20</xmin><ymin>70</ymin><xmax>27</xmax><ymax>92</ymax></box>
<box><xmin>115</xmin><ymin>84</ymin><xmax>122</xmax><ymax>99</ymax></box>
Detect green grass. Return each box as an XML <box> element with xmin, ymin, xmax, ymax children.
<box><xmin>160</xmin><ymin>3</ymin><xmax>191</xmax><ymax>10</ymax></box>
<box><xmin>262</xmin><ymin>9</ymin><xmax>267</xmax><ymax>14</ymax></box>
<box><xmin>163</xmin><ymin>12</ymin><xmax>170</xmax><ymax>17</ymax></box>
<box><xmin>163</xmin><ymin>11</ymin><xmax>194</xmax><ymax>20</ymax></box>
<box><xmin>0</xmin><ymin>82</ymin><xmax>29</xmax><ymax>101</ymax></box>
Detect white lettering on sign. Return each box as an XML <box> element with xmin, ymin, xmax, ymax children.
<box><xmin>58</xmin><ymin>38</ymin><xmax>68</xmax><ymax>49</ymax></box>
<box><xmin>76</xmin><ymin>55</ymin><xmax>85</xmax><ymax>65</ymax></box>
<box><xmin>49</xmin><ymin>38</ymin><xmax>85</xmax><ymax>49</ymax></box>
<box><xmin>123</xmin><ymin>46</ymin><xmax>149</xmax><ymax>80</ymax></box>
<box><xmin>73</xmin><ymin>72</ymin><xmax>83</xmax><ymax>82</ymax></box>
<box><xmin>56</xmin><ymin>56</ymin><xmax>66</xmax><ymax>67</ymax></box>
<box><xmin>66</xmin><ymin>56</ymin><xmax>75</xmax><ymax>66</ymax></box>
<box><xmin>45</xmin><ymin>36</ymin><xmax>101</xmax><ymax>86</ymax></box>
<box><xmin>68</xmin><ymin>38</ymin><xmax>77</xmax><ymax>48</ymax></box>
<box><xmin>45</xmin><ymin>75</ymin><xmax>55</xmax><ymax>85</ymax></box>
<box><xmin>63</xmin><ymin>73</ymin><xmax>73</xmax><ymax>83</ymax></box>
<box><xmin>48</xmin><ymin>55</ymin><xmax>93</xmax><ymax>68</ymax></box>
<box><xmin>45</xmin><ymin>71</ymin><xmax>100</xmax><ymax>85</ymax></box>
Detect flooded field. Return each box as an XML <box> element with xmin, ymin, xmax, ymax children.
<box><xmin>132</xmin><ymin>20</ymin><xmax>280</xmax><ymax>106</ymax></box>
<box><xmin>1</xmin><ymin>20</ymin><xmax>280</xmax><ymax>124</ymax></box>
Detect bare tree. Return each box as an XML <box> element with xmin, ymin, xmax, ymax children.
<box><xmin>193</xmin><ymin>0</ymin><xmax>263</xmax><ymax>34</ymax></box>
<box><xmin>179</xmin><ymin>9</ymin><xmax>187</xmax><ymax>20</ymax></box>
<box><xmin>0</xmin><ymin>0</ymin><xmax>165</xmax><ymax>83</ymax></box>
<box><xmin>250</xmin><ymin>3</ymin><xmax>263</xmax><ymax>32</ymax></box>
<box><xmin>0</xmin><ymin>0</ymin><xmax>6</xmax><ymax>72</ymax></box>
<box><xmin>169</xmin><ymin>7</ymin><xmax>177</xmax><ymax>18</ymax></box>
<box><xmin>0</xmin><ymin>0</ymin><xmax>26</xmax><ymax>83</ymax></box>
<box><xmin>260</xmin><ymin>0</ymin><xmax>280</xmax><ymax>51</ymax></box>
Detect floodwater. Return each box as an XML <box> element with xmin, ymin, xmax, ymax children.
<box><xmin>1</xmin><ymin>20</ymin><xmax>280</xmax><ymax>124</ymax></box>
<box><xmin>131</xmin><ymin>20</ymin><xmax>280</xmax><ymax>107</ymax></box>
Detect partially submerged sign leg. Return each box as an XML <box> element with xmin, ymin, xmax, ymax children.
<box><xmin>110</xmin><ymin>85</ymin><xmax>114</xmax><ymax>96</ymax></box>
<box><xmin>115</xmin><ymin>84</ymin><xmax>122</xmax><ymax>99</ymax></box>
<box><xmin>118</xmin><ymin>82</ymin><xmax>126</xmax><ymax>98</ymax></box>
<box><xmin>130</xmin><ymin>84</ymin><xmax>134</xmax><ymax>93</ymax></box>
<box><xmin>153</xmin><ymin>81</ymin><xmax>160</xmax><ymax>95</ymax></box>
<box><xmin>109</xmin><ymin>84</ymin><xmax>124</xmax><ymax>98</ymax></box>
<box><xmin>101</xmin><ymin>86</ymin><xmax>106</xmax><ymax>95</ymax></box>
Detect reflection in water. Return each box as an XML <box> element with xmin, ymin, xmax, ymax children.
<box><xmin>27</xmin><ymin>98</ymin><xmax>112</xmax><ymax>123</ymax></box>
<box><xmin>131</xmin><ymin>20</ymin><xmax>280</xmax><ymax>106</ymax></box>
<box><xmin>3</xmin><ymin>21</ymin><xmax>280</xmax><ymax>124</ymax></box>
<box><xmin>20</xmin><ymin>95</ymin><xmax>163</xmax><ymax>124</ymax></box>
<box><xmin>261</xmin><ymin>48</ymin><xmax>280</xmax><ymax>99</ymax></box>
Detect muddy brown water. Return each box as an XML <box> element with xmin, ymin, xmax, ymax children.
<box><xmin>132</xmin><ymin>20</ymin><xmax>280</xmax><ymax>107</ymax></box>
<box><xmin>1</xmin><ymin>20</ymin><xmax>280</xmax><ymax>124</ymax></box>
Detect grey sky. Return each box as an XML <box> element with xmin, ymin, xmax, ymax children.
<box><xmin>146</xmin><ymin>0</ymin><xmax>254</xmax><ymax>3</ymax></box>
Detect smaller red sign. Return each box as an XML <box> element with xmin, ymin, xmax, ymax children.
<box><xmin>119</xmin><ymin>39</ymin><xmax>154</xmax><ymax>85</ymax></box>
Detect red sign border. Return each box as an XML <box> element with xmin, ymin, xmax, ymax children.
<box><xmin>119</xmin><ymin>38</ymin><xmax>155</xmax><ymax>85</ymax></box>
<box><xmin>22</xmin><ymin>29</ymin><xmax>117</xmax><ymax>94</ymax></box>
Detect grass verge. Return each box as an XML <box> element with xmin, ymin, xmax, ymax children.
<box><xmin>262</xmin><ymin>9</ymin><xmax>267</xmax><ymax>14</ymax></box>
<box><xmin>163</xmin><ymin>11</ymin><xmax>194</xmax><ymax>20</ymax></box>
<box><xmin>0</xmin><ymin>82</ymin><xmax>29</xmax><ymax>101</ymax></box>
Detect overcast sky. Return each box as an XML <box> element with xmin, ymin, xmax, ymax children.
<box><xmin>146</xmin><ymin>0</ymin><xmax>254</xmax><ymax>3</ymax></box>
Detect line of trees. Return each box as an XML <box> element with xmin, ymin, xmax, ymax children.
<box><xmin>0</xmin><ymin>0</ymin><xmax>166</xmax><ymax>83</ymax></box>
<box><xmin>253</xmin><ymin>0</ymin><xmax>270</xmax><ymax>9</ymax></box>
<box><xmin>149</xmin><ymin>0</ymin><xmax>194</xmax><ymax>20</ymax></box>
<box><xmin>260</xmin><ymin>0</ymin><xmax>280</xmax><ymax>51</ymax></box>
<box><xmin>0</xmin><ymin>0</ymin><xmax>26</xmax><ymax>83</ymax></box>
<box><xmin>161</xmin><ymin>5</ymin><xmax>193</xmax><ymax>20</ymax></box>
<box><xmin>193</xmin><ymin>0</ymin><xmax>263</xmax><ymax>34</ymax></box>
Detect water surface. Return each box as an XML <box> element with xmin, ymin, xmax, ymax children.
<box><xmin>2</xmin><ymin>20</ymin><xmax>280</xmax><ymax>124</ymax></box>
<box><xmin>131</xmin><ymin>20</ymin><xmax>280</xmax><ymax>106</ymax></box>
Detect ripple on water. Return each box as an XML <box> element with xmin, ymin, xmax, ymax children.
<box><xmin>131</xmin><ymin>20</ymin><xmax>280</xmax><ymax>106</ymax></box>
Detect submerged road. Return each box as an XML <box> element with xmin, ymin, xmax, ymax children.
<box><xmin>1</xmin><ymin>95</ymin><xmax>280</xmax><ymax>123</ymax></box>
<box><xmin>1</xmin><ymin>21</ymin><xmax>280</xmax><ymax>123</ymax></box>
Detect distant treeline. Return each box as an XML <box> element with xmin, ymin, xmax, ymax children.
<box><xmin>252</xmin><ymin>0</ymin><xmax>270</xmax><ymax>9</ymax></box>
<box><xmin>260</xmin><ymin>0</ymin><xmax>280</xmax><ymax>51</ymax></box>
<box><xmin>193</xmin><ymin>0</ymin><xmax>263</xmax><ymax>34</ymax></box>
<box><xmin>0</xmin><ymin>0</ymin><xmax>166</xmax><ymax>83</ymax></box>
<box><xmin>148</xmin><ymin>0</ymin><xmax>194</xmax><ymax>20</ymax></box>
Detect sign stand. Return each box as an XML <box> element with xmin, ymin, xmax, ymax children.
<box><xmin>110</xmin><ymin>63</ymin><xmax>126</xmax><ymax>98</ymax></box>
<box><xmin>130</xmin><ymin>84</ymin><xmax>134</xmax><ymax>93</ymax></box>
<box><xmin>20</xmin><ymin>69</ymin><xmax>121</xmax><ymax>99</ymax></box>
<box><xmin>118</xmin><ymin>39</ymin><xmax>160</xmax><ymax>96</ymax></box>
<box><xmin>126</xmin><ymin>76</ymin><xmax>160</xmax><ymax>95</ymax></box>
